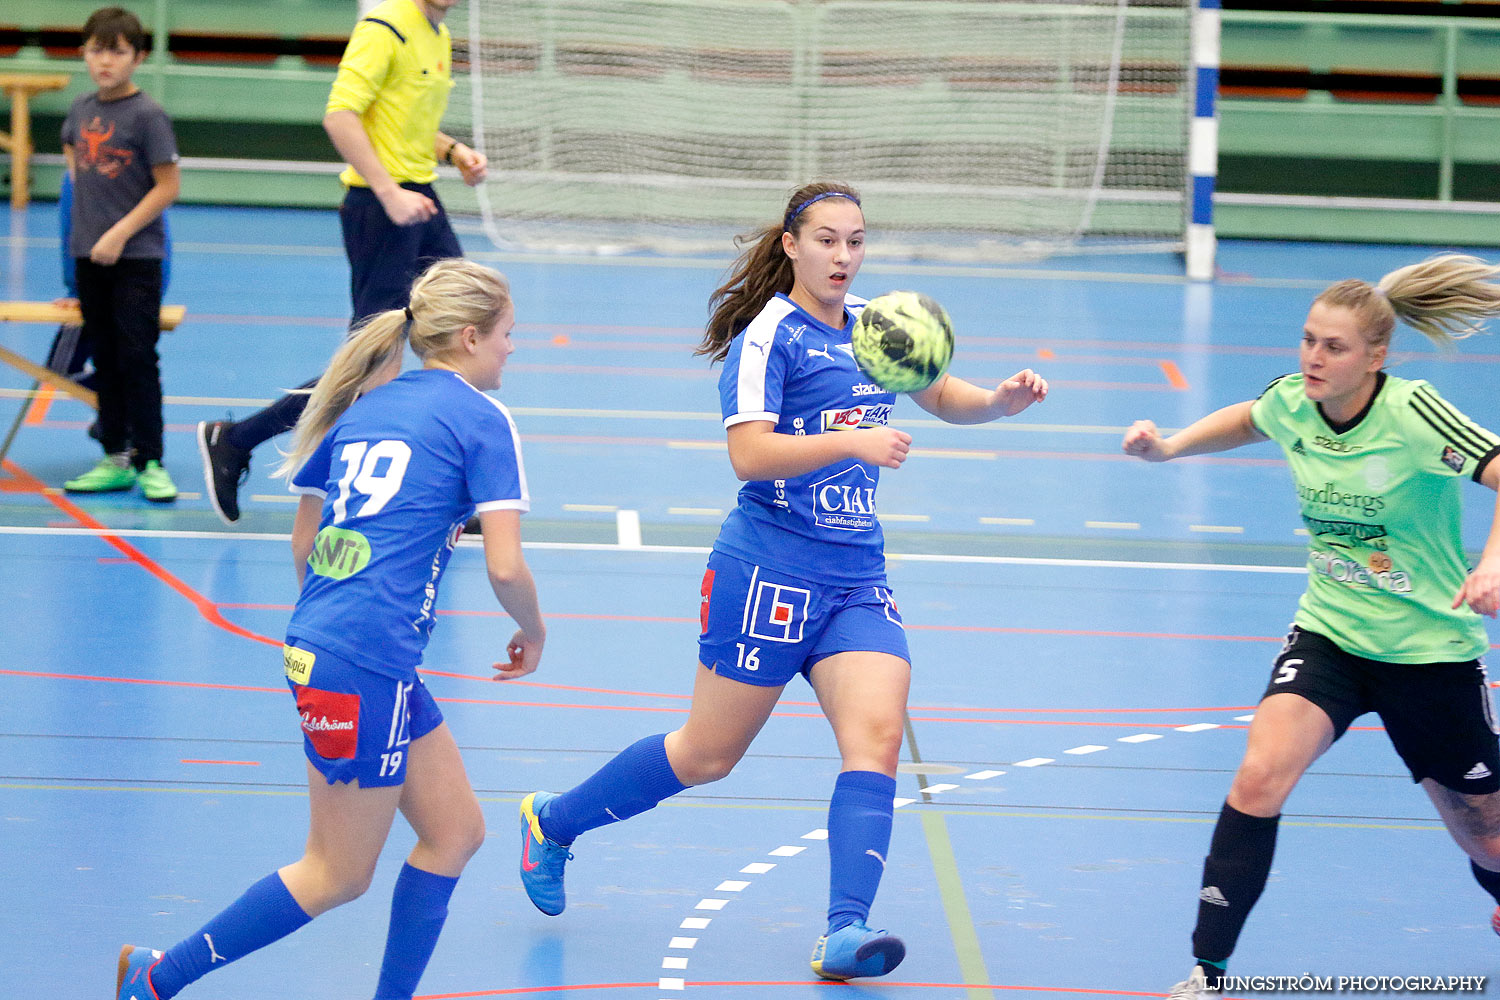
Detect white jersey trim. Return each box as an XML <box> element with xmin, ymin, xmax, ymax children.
<box><xmin>456</xmin><ymin>375</ymin><xmax>532</xmax><ymax>509</ymax></box>
<box><xmin>288</xmin><ymin>484</ymin><xmax>327</xmax><ymax>498</ymax></box>
<box><xmin>733</xmin><ymin>297</ymin><xmax>796</xmax><ymax>422</ymax></box>
<box><xmin>474</xmin><ymin>499</ymin><xmax>530</xmax><ymax>513</ymax></box>
<box><xmin>725</xmin><ymin>410</ymin><xmax>777</xmax><ymax>429</ymax></box>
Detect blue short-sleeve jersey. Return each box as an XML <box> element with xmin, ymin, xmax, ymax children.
<box><xmin>287</xmin><ymin>368</ymin><xmax>529</xmax><ymax>678</ymax></box>
<box><xmin>713</xmin><ymin>293</ymin><xmax>897</xmax><ymax>587</ymax></box>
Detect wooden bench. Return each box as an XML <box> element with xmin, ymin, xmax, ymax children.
<box><xmin>0</xmin><ymin>301</ymin><xmax>186</xmax><ymax>408</ymax></box>
<box><xmin>0</xmin><ymin>72</ymin><xmax>70</xmax><ymax>209</ymax></box>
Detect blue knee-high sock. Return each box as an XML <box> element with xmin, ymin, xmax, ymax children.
<box><xmin>148</xmin><ymin>872</ymin><xmax>312</xmax><ymax>999</ymax></box>
<box><xmin>541</xmin><ymin>733</ymin><xmax>687</xmax><ymax>845</ymax></box>
<box><xmin>373</xmin><ymin>863</ymin><xmax>460</xmax><ymax>1000</ymax></box>
<box><xmin>826</xmin><ymin>770</ymin><xmax>897</xmax><ymax>934</ymax></box>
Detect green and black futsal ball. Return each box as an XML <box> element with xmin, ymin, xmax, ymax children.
<box><xmin>851</xmin><ymin>291</ymin><xmax>954</xmax><ymax>393</ymax></box>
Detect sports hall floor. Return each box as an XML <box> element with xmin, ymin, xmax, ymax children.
<box><xmin>2</xmin><ymin>203</ymin><xmax>1496</xmax><ymax>998</ymax></box>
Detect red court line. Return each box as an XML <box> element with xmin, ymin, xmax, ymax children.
<box><xmin>0</xmin><ymin>668</ymin><xmax>1387</xmax><ymax>731</ymax></box>
<box><xmin>1159</xmin><ymin>360</ymin><xmax>1189</xmax><ymax>390</ymax></box>
<box><xmin>23</xmin><ymin>387</ymin><xmax>56</xmax><ymax>426</ymax></box>
<box><xmin>220</xmin><ymin>605</ymin><xmax>1290</xmax><ymax>645</ymax></box>
<box><xmin>3</xmin><ymin>459</ymin><xmax>282</xmax><ymax>649</ymax></box>
<box><xmin>0</xmin><ymin>668</ymin><xmax>283</xmax><ymax>694</ymax></box>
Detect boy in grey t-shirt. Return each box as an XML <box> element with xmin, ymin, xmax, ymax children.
<box><xmin>60</xmin><ymin>5</ymin><xmax>180</xmax><ymax>501</ymax></box>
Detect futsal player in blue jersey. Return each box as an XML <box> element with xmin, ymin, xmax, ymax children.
<box><xmin>114</xmin><ymin>258</ymin><xmax>547</xmax><ymax>1000</ymax></box>
<box><xmin>516</xmin><ymin>181</ymin><xmax>1049</xmax><ymax>980</ymax></box>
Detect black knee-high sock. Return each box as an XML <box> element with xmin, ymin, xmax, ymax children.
<box><xmin>1191</xmin><ymin>801</ymin><xmax>1280</xmax><ymax>969</ymax></box>
<box><xmin>1472</xmin><ymin>860</ymin><xmax>1500</xmax><ymax>906</ymax></box>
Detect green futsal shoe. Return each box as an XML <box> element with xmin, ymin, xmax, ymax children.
<box><xmin>64</xmin><ymin>455</ymin><xmax>136</xmax><ymax>493</ymax></box>
<box><xmin>138</xmin><ymin>461</ymin><xmax>178</xmax><ymax>502</ymax></box>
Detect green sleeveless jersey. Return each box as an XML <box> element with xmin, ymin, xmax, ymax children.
<box><xmin>1250</xmin><ymin>373</ymin><xmax>1500</xmax><ymax>663</ymax></box>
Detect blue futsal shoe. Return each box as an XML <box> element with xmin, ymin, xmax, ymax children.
<box><xmin>115</xmin><ymin>945</ymin><xmax>162</xmax><ymax>1000</ymax></box>
<box><xmin>519</xmin><ymin>791</ymin><xmax>573</xmax><ymax>916</ymax></box>
<box><xmin>810</xmin><ymin>919</ymin><xmax>906</xmax><ymax>981</ymax></box>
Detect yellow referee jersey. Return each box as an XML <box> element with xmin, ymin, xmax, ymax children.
<box><xmin>325</xmin><ymin>0</ymin><xmax>453</xmax><ymax>188</ymax></box>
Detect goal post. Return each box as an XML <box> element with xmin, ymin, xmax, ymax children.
<box><xmin>447</xmin><ymin>0</ymin><xmax>1208</xmax><ymax>268</ymax></box>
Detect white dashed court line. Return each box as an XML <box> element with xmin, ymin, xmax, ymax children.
<box><xmin>563</xmin><ymin>503</ymin><xmax>618</xmax><ymax>512</ymax></box>
<box><xmin>652</xmin><ymin>709</ymin><xmax>1244</xmax><ymax>993</ymax></box>
<box><xmin>1190</xmin><ymin>524</ymin><xmax>1245</xmax><ymax>534</ymax></box>
<box><xmin>880</xmin><ymin>513</ymin><xmax>932</xmax><ymax>522</ymax></box>
<box><xmin>667</xmin><ymin>507</ymin><xmax>723</xmax><ymax>517</ymax></box>
<box><xmin>1235</xmin><ymin>714</ymin><xmax>1256</xmax><ymax>722</ymax></box>
<box><xmin>1085</xmin><ymin>520</ymin><xmax>1140</xmax><ymax>530</ymax></box>
<box><xmin>979</xmin><ymin>517</ymin><xmax>1035</xmax><ymax>526</ymax></box>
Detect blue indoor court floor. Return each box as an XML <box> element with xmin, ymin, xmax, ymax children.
<box><xmin>1</xmin><ymin>203</ymin><xmax>1497</xmax><ymax>998</ymax></box>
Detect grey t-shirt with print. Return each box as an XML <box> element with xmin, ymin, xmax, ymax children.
<box><xmin>62</xmin><ymin>90</ymin><xmax>178</xmax><ymax>260</ymax></box>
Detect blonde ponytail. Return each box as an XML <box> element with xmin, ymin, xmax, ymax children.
<box><xmin>1316</xmin><ymin>253</ymin><xmax>1500</xmax><ymax>352</ymax></box>
<box><xmin>275</xmin><ymin>257</ymin><xmax>513</xmax><ymax>479</ymax></box>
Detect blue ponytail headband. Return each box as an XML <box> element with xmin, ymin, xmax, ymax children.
<box><xmin>783</xmin><ymin>191</ymin><xmax>861</xmax><ymax>232</ymax></box>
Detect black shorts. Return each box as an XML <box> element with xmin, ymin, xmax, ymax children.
<box><xmin>1263</xmin><ymin>626</ymin><xmax>1500</xmax><ymax>794</ymax></box>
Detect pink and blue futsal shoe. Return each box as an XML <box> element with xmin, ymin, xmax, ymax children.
<box><xmin>115</xmin><ymin>945</ymin><xmax>162</xmax><ymax>1000</ymax></box>
<box><xmin>519</xmin><ymin>791</ymin><xmax>573</xmax><ymax>916</ymax></box>
<box><xmin>810</xmin><ymin>919</ymin><xmax>906</xmax><ymax>981</ymax></box>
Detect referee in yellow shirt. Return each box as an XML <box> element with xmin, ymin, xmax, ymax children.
<box><xmin>196</xmin><ymin>0</ymin><xmax>488</xmax><ymax>523</ymax></box>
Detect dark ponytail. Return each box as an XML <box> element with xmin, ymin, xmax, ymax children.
<box><xmin>699</xmin><ymin>181</ymin><xmax>861</xmax><ymax>363</ymax></box>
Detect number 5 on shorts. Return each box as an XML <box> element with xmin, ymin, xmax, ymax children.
<box><xmin>1274</xmin><ymin>657</ymin><xmax>1302</xmax><ymax>684</ymax></box>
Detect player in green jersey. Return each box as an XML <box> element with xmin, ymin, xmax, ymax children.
<box><xmin>1123</xmin><ymin>254</ymin><xmax>1500</xmax><ymax>998</ymax></box>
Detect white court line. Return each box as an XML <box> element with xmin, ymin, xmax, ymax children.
<box><xmin>924</xmin><ymin>783</ymin><xmax>960</xmax><ymax>793</ymax></box>
<box><xmin>966</xmin><ymin>769</ymin><xmax>1006</xmax><ymax>780</ymax></box>
<box><xmin>694</xmin><ymin>898</ymin><xmax>727</xmax><ymax>910</ymax></box>
<box><xmin>714</xmin><ymin>880</ymin><xmax>750</xmax><ymax>893</ymax></box>
<box><xmin>680</xmin><ymin>918</ymin><xmax>711</xmax><ymax>930</ymax></box>
<box><xmin>740</xmin><ymin>863</ymin><xmax>776</xmax><ymax>874</ymax></box>
<box><xmin>801</xmin><ymin>829</ymin><xmax>829</xmax><ymax>841</ymax></box>
<box><xmin>668</xmin><ymin>937</ymin><xmax>698</xmax><ymax>949</ymax></box>
<box><xmin>1013</xmin><ymin>757</ymin><xmax>1055</xmax><ymax>767</ymax></box>
<box><xmin>1176</xmin><ymin>723</ymin><xmax>1220</xmax><ymax>733</ymax></box>
<box><xmin>1119</xmin><ymin>734</ymin><xmax>1163</xmax><ymax>743</ymax></box>
<box><xmin>0</xmin><ymin>526</ymin><xmax>1311</xmax><ymax>575</ymax></box>
<box><xmin>1064</xmin><ymin>745</ymin><xmax>1108</xmax><ymax>755</ymax></box>
<box><xmin>769</xmin><ymin>845</ymin><xmax>806</xmax><ymax>857</ymax></box>
<box><xmin>662</xmin><ymin>957</ymin><xmax>689</xmax><ymax>970</ymax></box>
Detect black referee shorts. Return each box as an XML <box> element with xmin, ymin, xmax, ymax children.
<box><xmin>1263</xmin><ymin>626</ymin><xmax>1500</xmax><ymax>794</ymax></box>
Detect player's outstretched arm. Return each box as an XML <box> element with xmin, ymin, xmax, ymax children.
<box><xmin>1454</xmin><ymin>461</ymin><xmax>1500</xmax><ymax>618</ymax></box>
<box><xmin>726</xmin><ymin>420</ymin><xmax>911</xmax><ymax>481</ymax></box>
<box><xmin>910</xmin><ymin>369</ymin><xmax>1049</xmax><ymax>424</ymax></box>
<box><xmin>479</xmin><ymin>509</ymin><xmax>546</xmax><ymax>679</ymax></box>
<box><xmin>1122</xmin><ymin>400</ymin><xmax>1264</xmax><ymax>463</ymax></box>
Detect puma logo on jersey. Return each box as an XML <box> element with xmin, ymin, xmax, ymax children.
<box><xmin>1199</xmin><ymin>886</ymin><xmax>1229</xmax><ymax>907</ymax></box>
<box><xmin>866</xmin><ymin>849</ymin><xmax>887</xmax><ymax>868</ymax></box>
<box><xmin>1466</xmin><ymin>762</ymin><xmax>1493</xmax><ymax>781</ymax></box>
<box><xmin>806</xmin><ymin>345</ymin><xmax>835</xmax><ymax>362</ymax></box>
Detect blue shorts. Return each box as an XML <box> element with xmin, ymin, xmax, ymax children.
<box><xmin>697</xmin><ymin>551</ymin><xmax>909</xmax><ymax>687</ymax></box>
<box><xmin>282</xmin><ymin>640</ymin><xmax>444</xmax><ymax>787</ymax></box>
